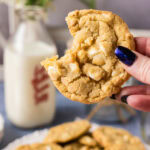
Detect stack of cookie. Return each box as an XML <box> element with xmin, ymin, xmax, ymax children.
<box><xmin>16</xmin><ymin>120</ymin><xmax>146</xmax><ymax>150</ymax></box>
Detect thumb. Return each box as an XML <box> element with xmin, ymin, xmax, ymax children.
<box><xmin>115</xmin><ymin>46</ymin><xmax>150</xmax><ymax>84</ymax></box>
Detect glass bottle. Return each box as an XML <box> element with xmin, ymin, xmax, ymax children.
<box><xmin>4</xmin><ymin>7</ymin><xmax>57</xmax><ymax>128</ymax></box>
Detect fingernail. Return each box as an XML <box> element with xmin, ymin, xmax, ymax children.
<box><xmin>121</xmin><ymin>95</ymin><xmax>129</xmax><ymax>104</ymax></box>
<box><xmin>110</xmin><ymin>94</ymin><xmax>116</xmax><ymax>100</ymax></box>
<box><xmin>115</xmin><ymin>46</ymin><xmax>137</xmax><ymax>66</ymax></box>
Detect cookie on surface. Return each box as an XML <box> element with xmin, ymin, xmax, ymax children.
<box><xmin>80</xmin><ymin>145</ymin><xmax>101</xmax><ymax>150</ymax></box>
<box><xmin>64</xmin><ymin>142</ymin><xmax>83</xmax><ymax>150</ymax></box>
<box><xmin>92</xmin><ymin>126</ymin><xmax>145</xmax><ymax>150</ymax></box>
<box><xmin>16</xmin><ymin>143</ymin><xmax>63</xmax><ymax>150</ymax></box>
<box><xmin>41</xmin><ymin>9</ymin><xmax>135</xmax><ymax>104</ymax></box>
<box><xmin>105</xmin><ymin>141</ymin><xmax>146</xmax><ymax>150</ymax></box>
<box><xmin>44</xmin><ymin>120</ymin><xmax>91</xmax><ymax>143</ymax></box>
<box><xmin>16</xmin><ymin>145</ymin><xmax>31</xmax><ymax>150</ymax></box>
<box><xmin>64</xmin><ymin>143</ymin><xmax>101</xmax><ymax>150</ymax></box>
<box><xmin>79</xmin><ymin>134</ymin><xmax>97</xmax><ymax>146</ymax></box>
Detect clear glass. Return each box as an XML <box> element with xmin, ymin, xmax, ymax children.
<box><xmin>4</xmin><ymin>8</ymin><xmax>57</xmax><ymax>128</ymax></box>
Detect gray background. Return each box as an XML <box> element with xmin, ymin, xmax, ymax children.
<box><xmin>0</xmin><ymin>0</ymin><xmax>150</xmax><ymax>64</ymax></box>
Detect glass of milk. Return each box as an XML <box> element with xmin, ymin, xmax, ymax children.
<box><xmin>4</xmin><ymin>8</ymin><xmax>57</xmax><ymax>128</ymax></box>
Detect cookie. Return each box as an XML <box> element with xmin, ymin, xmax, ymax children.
<box><xmin>64</xmin><ymin>142</ymin><xmax>82</xmax><ymax>150</ymax></box>
<box><xmin>16</xmin><ymin>143</ymin><xmax>63</xmax><ymax>150</ymax></box>
<box><xmin>41</xmin><ymin>9</ymin><xmax>135</xmax><ymax>104</ymax></box>
<box><xmin>80</xmin><ymin>146</ymin><xmax>102</xmax><ymax>150</ymax></box>
<box><xmin>16</xmin><ymin>145</ymin><xmax>31</xmax><ymax>150</ymax></box>
<box><xmin>44</xmin><ymin>120</ymin><xmax>91</xmax><ymax>143</ymax></box>
<box><xmin>64</xmin><ymin>144</ymin><xmax>101</xmax><ymax>150</ymax></box>
<box><xmin>105</xmin><ymin>141</ymin><xmax>146</xmax><ymax>150</ymax></box>
<box><xmin>79</xmin><ymin>134</ymin><xmax>97</xmax><ymax>146</ymax></box>
<box><xmin>92</xmin><ymin>126</ymin><xmax>145</xmax><ymax>150</ymax></box>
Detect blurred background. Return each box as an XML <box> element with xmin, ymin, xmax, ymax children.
<box><xmin>0</xmin><ymin>0</ymin><xmax>150</xmax><ymax>62</ymax></box>
<box><xmin>0</xmin><ymin>0</ymin><xmax>150</xmax><ymax>149</ymax></box>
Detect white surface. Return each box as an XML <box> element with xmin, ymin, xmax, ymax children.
<box><xmin>2</xmin><ymin>122</ymin><xmax>150</xmax><ymax>150</ymax></box>
<box><xmin>2</xmin><ymin>129</ymin><xmax>48</xmax><ymax>150</ymax></box>
<box><xmin>0</xmin><ymin>114</ymin><xmax>4</xmax><ymax>143</ymax></box>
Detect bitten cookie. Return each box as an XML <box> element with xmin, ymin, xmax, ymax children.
<box><xmin>41</xmin><ymin>9</ymin><xmax>135</xmax><ymax>104</ymax></box>
<box><xmin>92</xmin><ymin>126</ymin><xmax>145</xmax><ymax>150</ymax></box>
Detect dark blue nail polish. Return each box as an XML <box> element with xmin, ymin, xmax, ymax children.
<box><xmin>115</xmin><ymin>46</ymin><xmax>137</xmax><ymax>66</ymax></box>
<box><xmin>110</xmin><ymin>94</ymin><xmax>116</xmax><ymax>100</ymax></box>
<box><xmin>121</xmin><ymin>95</ymin><xmax>129</xmax><ymax>104</ymax></box>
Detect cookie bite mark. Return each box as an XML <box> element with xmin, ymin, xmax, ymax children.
<box><xmin>41</xmin><ymin>56</ymin><xmax>62</xmax><ymax>81</ymax></box>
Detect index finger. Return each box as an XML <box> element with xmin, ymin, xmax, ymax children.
<box><xmin>134</xmin><ymin>37</ymin><xmax>150</xmax><ymax>57</ymax></box>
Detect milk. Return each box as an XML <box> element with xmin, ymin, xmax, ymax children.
<box><xmin>4</xmin><ymin>41</ymin><xmax>57</xmax><ymax>128</ymax></box>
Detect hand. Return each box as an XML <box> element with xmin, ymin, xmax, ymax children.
<box><xmin>114</xmin><ymin>37</ymin><xmax>150</xmax><ymax>112</ymax></box>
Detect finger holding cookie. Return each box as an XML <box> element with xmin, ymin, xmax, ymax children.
<box><xmin>115</xmin><ymin>38</ymin><xmax>150</xmax><ymax>111</ymax></box>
